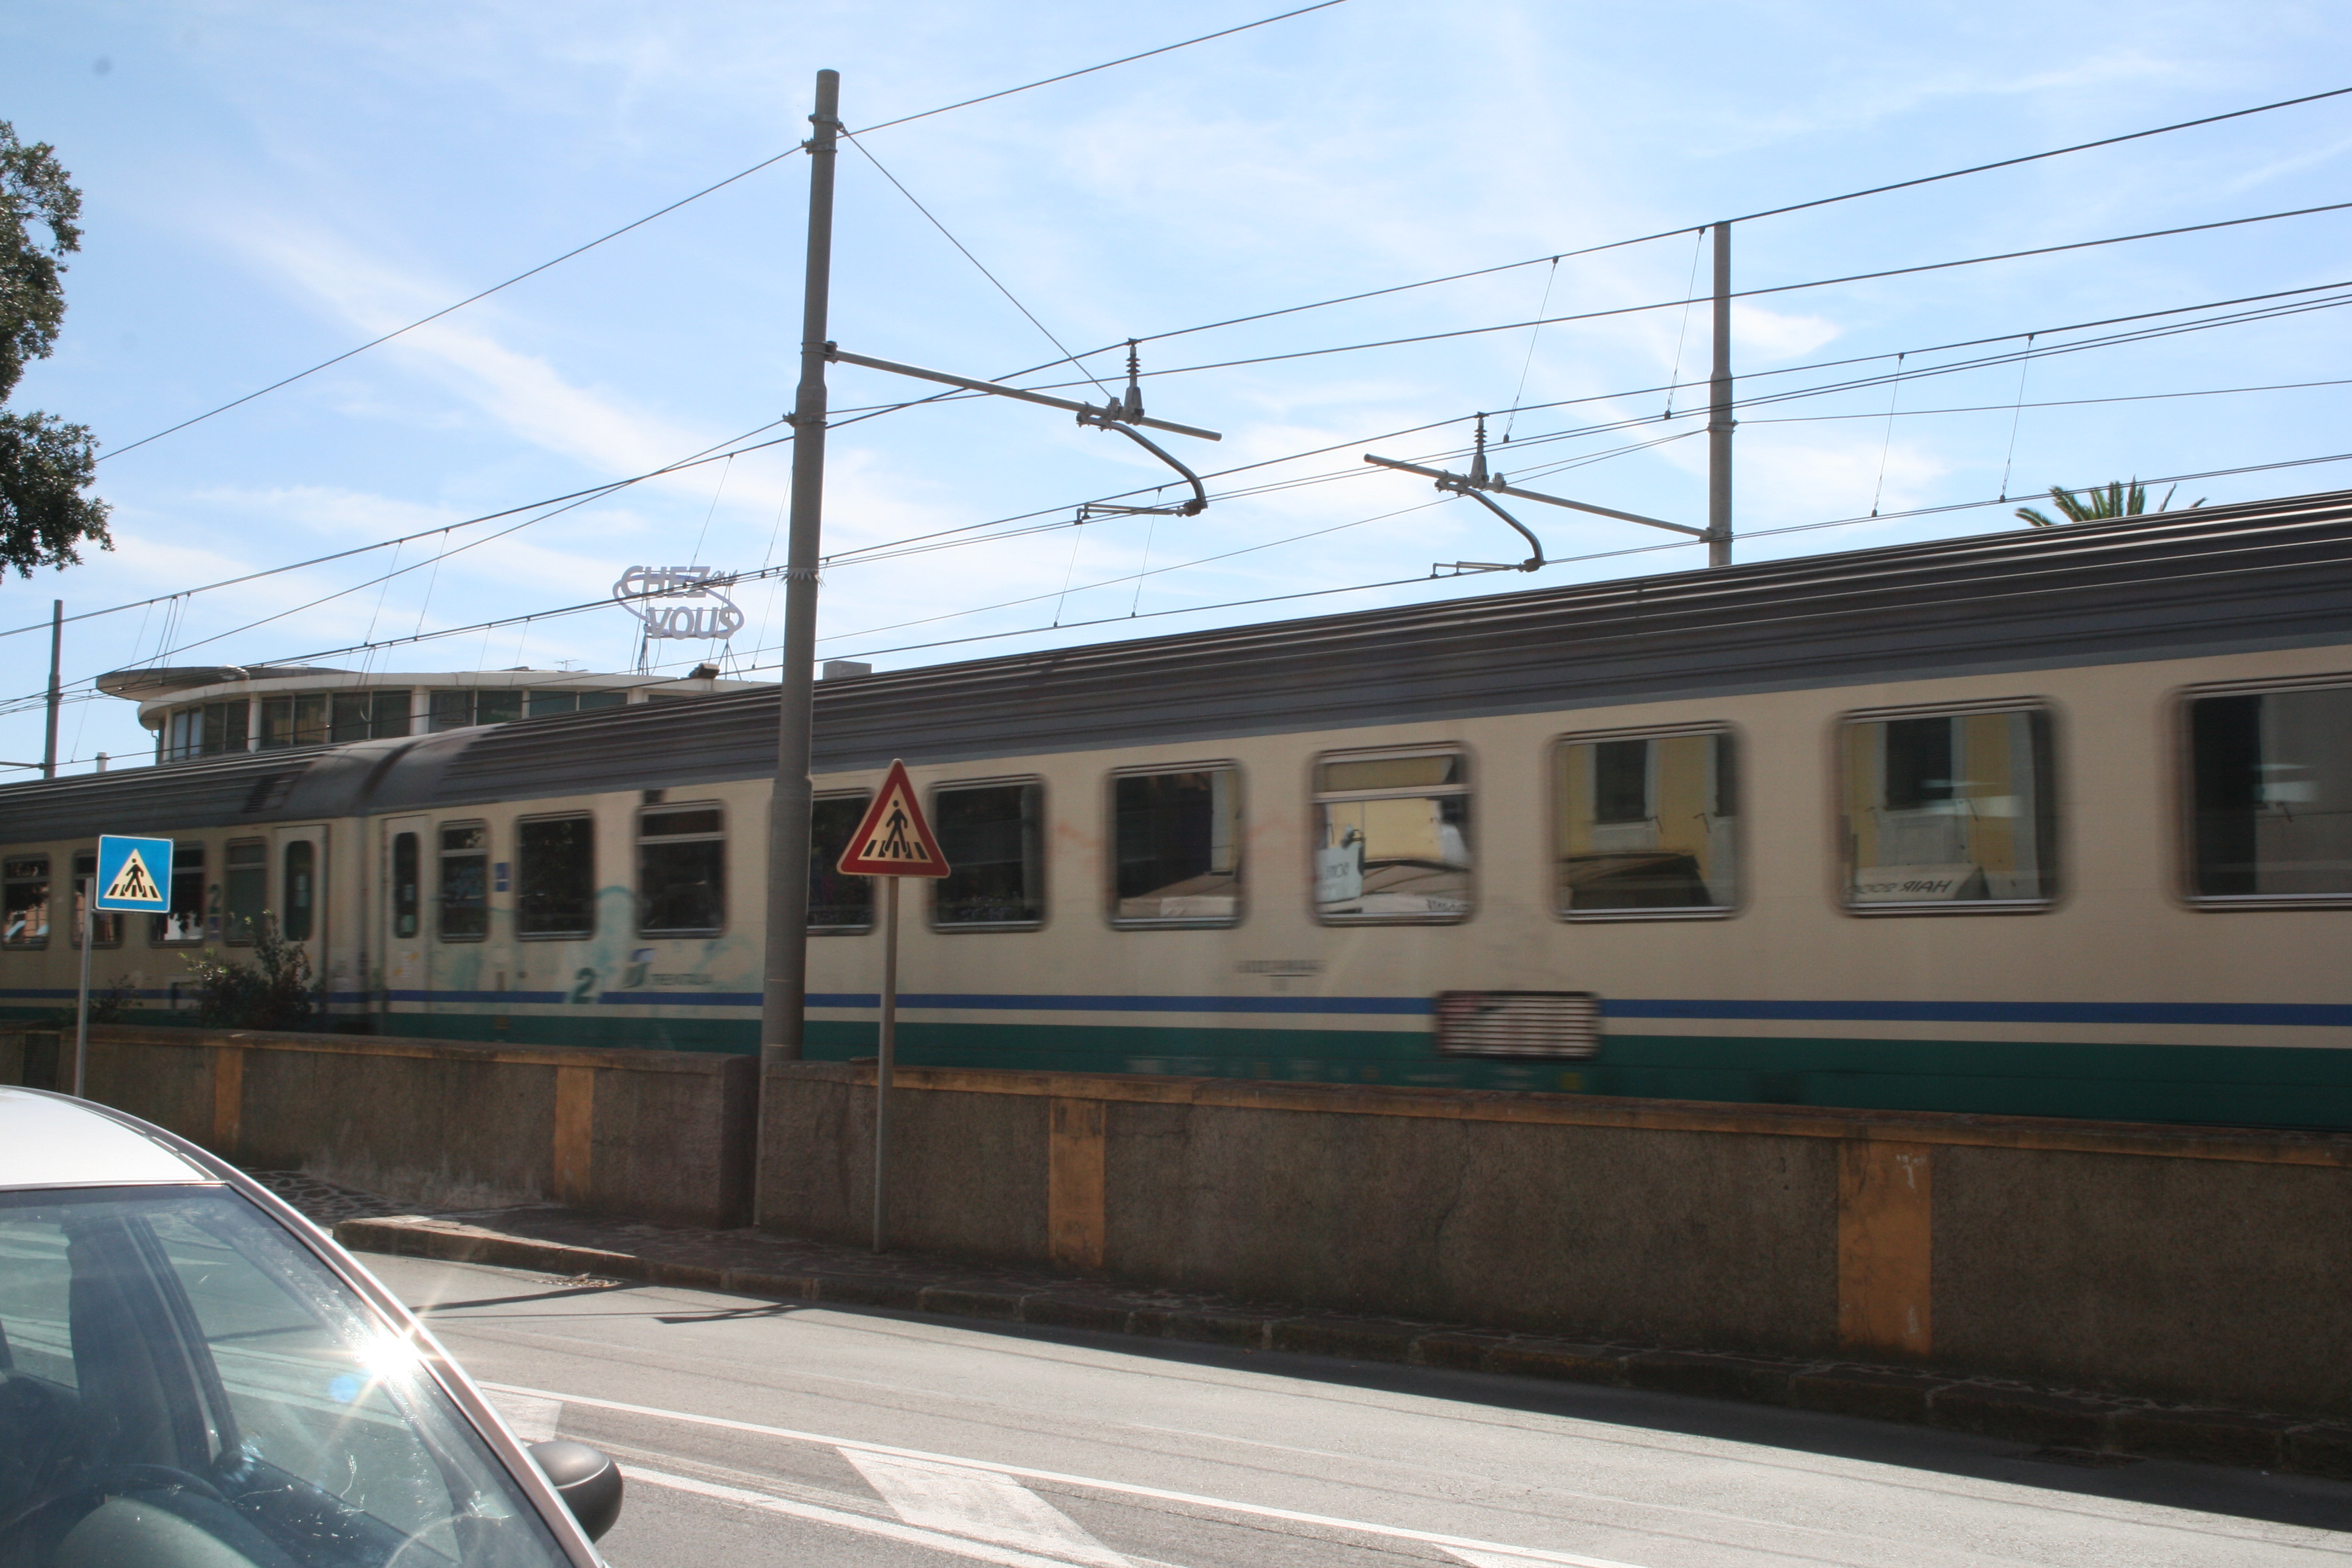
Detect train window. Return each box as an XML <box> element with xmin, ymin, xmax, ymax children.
<box><xmin>810</xmin><ymin>793</ymin><xmax>874</xmax><ymax>933</ymax></box>
<box><xmin>517</xmin><ymin>815</ymin><xmax>596</xmax><ymax>937</ymax></box>
<box><xmin>638</xmin><ymin>807</ymin><xmax>724</xmax><ymax>935</ymax></box>
<box><xmin>223</xmin><ymin>839</ymin><xmax>267</xmax><ymax>944</ymax></box>
<box><xmin>71</xmin><ymin>851</ymin><xmax>122</xmax><ymax>947</ymax></box>
<box><xmin>281</xmin><ymin>840</ymin><xmax>316</xmax><ymax>942</ymax></box>
<box><xmin>438</xmin><ymin>822</ymin><xmax>489</xmax><ymax>940</ymax></box>
<box><xmin>1554</xmin><ymin>727</ymin><xmax>1737</xmax><ymax>916</ymax></box>
<box><xmin>4</xmin><ymin>857</ymin><xmax>49</xmax><ymax>947</ymax></box>
<box><xmin>1312</xmin><ymin>748</ymin><xmax>1472</xmax><ymax>923</ymax></box>
<box><xmin>1109</xmin><ymin>766</ymin><xmax>1241</xmax><ymax>926</ymax></box>
<box><xmin>2186</xmin><ymin>682</ymin><xmax>2352</xmax><ymax>903</ymax></box>
<box><xmin>152</xmin><ymin>843</ymin><xmax>206</xmax><ymax>943</ymax></box>
<box><xmin>932</xmin><ymin>780</ymin><xmax>1045</xmax><ymax>929</ymax></box>
<box><xmin>392</xmin><ymin>832</ymin><xmax>420</xmax><ymax>938</ymax></box>
<box><xmin>1839</xmin><ymin>705</ymin><xmax>2055</xmax><ymax>910</ymax></box>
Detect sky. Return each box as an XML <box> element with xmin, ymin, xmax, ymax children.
<box><xmin>2</xmin><ymin>0</ymin><xmax>2348</xmax><ymax>774</ymax></box>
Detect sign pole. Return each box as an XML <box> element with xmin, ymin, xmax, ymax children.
<box><xmin>72</xmin><ymin>886</ymin><xmax>93</xmax><ymax>1097</ymax></box>
<box><xmin>873</xmin><ymin>875</ymin><xmax>898</xmax><ymax>1252</ymax></box>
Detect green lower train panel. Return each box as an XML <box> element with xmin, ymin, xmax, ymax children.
<box><xmin>13</xmin><ymin>1004</ymin><xmax>2352</xmax><ymax>1129</ymax></box>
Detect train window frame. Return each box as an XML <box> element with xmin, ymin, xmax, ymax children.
<box><xmin>436</xmin><ymin>819</ymin><xmax>491</xmax><ymax>942</ymax></box>
<box><xmin>2175</xmin><ymin>673</ymin><xmax>2352</xmax><ymax>911</ymax></box>
<box><xmin>809</xmin><ymin>789</ymin><xmax>876</xmax><ymax>935</ymax></box>
<box><xmin>517</xmin><ymin>811</ymin><xmax>599</xmax><ymax>941</ymax></box>
<box><xmin>71</xmin><ymin>849</ymin><xmax>124</xmax><ymax>949</ymax></box>
<box><xmin>1308</xmin><ymin>743</ymin><xmax>1475</xmax><ymax>927</ymax></box>
<box><xmin>151</xmin><ymin>841</ymin><xmax>207</xmax><ymax>945</ymax></box>
<box><xmin>929</xmin><ymin>775</ymin><xmax>1048</xmax><ymax>933</ymax></box>
<box><xmin>1549</xmin><ymin>722</ymin><xmax>1742</xmax><ymax>923</ymax></box>
<box><xmin>1104</xmin><ymin>761</ymin><xmax>1245</xmax><ymax>930</ymax></box>
<box><xmin>1833</xmin><ymin>697</ymin><xmax>2060</xmax><ymax>916</ymax></box>
<box><xmin>636</xmin><ymin>803</ymin><xmax>725</xmax><ymax>938</ymax></box>
<box><xmin>3</xmin><ymin>854</ymin><xmax>50</xmax><ymax>949</ymax></box>
<box><xmin>222</xmin><ymin>837</ymin><xmax>268</xmax><ymax>946</ymax></box>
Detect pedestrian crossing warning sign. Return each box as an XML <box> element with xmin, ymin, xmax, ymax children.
<box><xmin>837</xmin><ymin>760</ymin><xmax>950</xmax><ymax>878</ymax></box>
<box><xmin>94</xmin><ymin>835</ymin><xmax>173</xmax><ymax>911</ymax></box>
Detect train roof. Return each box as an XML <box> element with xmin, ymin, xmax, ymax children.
<box><xmin>7</xmin><ymin>489</ymin><xmax>2352</xmax><ymax>840</ymax></box>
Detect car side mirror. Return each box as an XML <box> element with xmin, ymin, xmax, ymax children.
<box><xmin>528</xmin><ymin>1440</ymin><xmax>624</xmax><ymax>1541</ymax></box>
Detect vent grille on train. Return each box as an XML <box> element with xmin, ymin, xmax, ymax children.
<box><xmin>1434</xmin><ymin>990</ymin><xmax>1601</xmax><ymax>1058</ymax></box>
<box><xmin>240</xmin><ymin>771</ymin><xmax>302</xmax><ymax>815</ymax></box>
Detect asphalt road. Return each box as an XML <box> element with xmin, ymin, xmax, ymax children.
<box><xmin>368</xmin><ymin>1252</ymin><xmax>2352</xmax><ymax>1568</ymax></box>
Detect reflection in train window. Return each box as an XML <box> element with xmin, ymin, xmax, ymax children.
<box><xmin>639</xmin><ymin>808</ymin><xmax>724</xmax><ymax>935</ymax></box>
<box><xmin>3</xmin><ymin>856</ymin><xmax>48</xmax><ymax>947</ymax></box>
<box><xmin>439</xmin><ymin>822</ymin><xmax>489</xmax><ymax>941</ymax></box>
<box><xmin>152</xmin><ymin>843</ymin><xmax>206</xmax><ymax>944</ymax></box>
<box><xmin>1555</xmin><ymin>728</ymin><xmax>1737</xmax><ymax>915</ymax></box>
<box><xmin>2187</xmin><ymin>682</ymin><xmax>2352</xmax><ymax>901</ymax></box>
<box><xmin>224</xmin><ymin>839</ymin><xmax>267</xmax><ymax>944</ymax></box>
<box><xmin>281</xmin><ymin>841</ymin><xmax>315</xmax><ymax>942</ymax></box>
<box><xmin>933</xmin><ymin>780</ymin><xmax>1045</xmax><ymax>929</ymax></box>
<box><xmin>517</xmin><ymin>815</ymin><xmax>596</xmax><ymax>938</ymax></box>
<box><xmin>71</xmin><ymin>850</ymin><xmax>122</xmax><ymax>947</ymax></box>
<box><xmin>1313</xmin><ymin>749</ymin><xmax>1471</xmax><ymax>923</ymax></box>
<box><xmin>809</xmin><ymin>794</ymin><xmax>875</xmax><ymax>933</ymax></box>
<box><xmin>1111</xmin><ymin>766</ymin><xmax>1241</xmax><ymax>927</ymax></box>
<box><xmin>392</xmin><ymin>832</ymin><xmax>420</xmax><ymax>938</ymax></box>
<box><xmin>1840</xmin><ymin>707</ymin><xmax>2055</xmax><ymax>909</ymax></box>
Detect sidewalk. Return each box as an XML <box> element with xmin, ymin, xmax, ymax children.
<box><xmin>247</xmin><ymin>1171</ymin><xmax>2352</xmax><ymax>1484</ymax></box>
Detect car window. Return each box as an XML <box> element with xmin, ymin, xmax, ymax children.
<box><xmin>0</xmin><ymin>1186</ymin><xmax>572</xmax><ymax>1568</ymax></box>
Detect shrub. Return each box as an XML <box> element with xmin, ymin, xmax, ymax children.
<box><xmin>183</xmin><ymin>914</ymin><xmax>317</xmax><ymax>1030</ymax></box>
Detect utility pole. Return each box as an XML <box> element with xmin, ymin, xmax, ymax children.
<box><xmin>42</xmin><ymin>601</ymin><xmax>62</xmax><ymax>779</ymax></box>
<box><xmin>760</xmin><ymin>69</ymin><xmax>841</xmax><ymax>1068</ymax></box>
<box><xmin>1706</xmin><ymin>223</ymin><xmax>1734</xmax><ymax>568</ymax></box>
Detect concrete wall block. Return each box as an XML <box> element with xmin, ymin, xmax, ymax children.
<box><xmin>1935</xmin><ymin>1145</ymin><xmax>2352</xmax><ymax>1417</ymax></box>
<box><xmin>82</xmin><ymin>1035</ymin><xmax>213</xmax><ymax>1145</ymax></box>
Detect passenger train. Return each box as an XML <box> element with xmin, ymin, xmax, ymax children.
<box><xmin>6</xmin><ymin>490</ymin><xmax>2352</xmax><ymax>1129</ymax></box>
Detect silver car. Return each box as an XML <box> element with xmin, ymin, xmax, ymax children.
<box><xmin>0</xmin><ymin>1086</ymin><xmax>624</xmax><ymax>1567</ymax></box>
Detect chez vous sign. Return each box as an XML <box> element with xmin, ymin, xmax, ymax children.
<box><xmin>612</xmin><ymin>565</ymin><xmax>746</xmax><ymax>641</ymax></box>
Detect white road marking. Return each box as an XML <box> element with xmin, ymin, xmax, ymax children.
<box><xmin>625</xmin><ymin>1465</ymin><xmax>1126</xmax><ymax>1568</ymax></box>
<box><xmin>843</xmin><ymin>1451</ymin><xmax>1131</xmax><ymax>1567</ymax></box>
<box><xmin>489</xmin><ymin>1392</ymin><xmax>564</xmax><ymax>1444</ymax></box>
<box><xmin>485</xmin><ymin>1382</ymin><xmax>1645</xmax><ymax>1568</ymax></box>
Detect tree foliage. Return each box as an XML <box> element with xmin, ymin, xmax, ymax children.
<box><xmin>183</xmin><ymin>916</ymin><xmax>319</xmax><ymax>1031</ymax></box>
<box><xmin>2016</xmin><ymin>480</ymin><xmax>2203</xmax><ymax>528</ymax></box>
<box><xmin>1</xmin><ymin>121</ymin><xmax>109</xmax><ymax>578</ymax></box>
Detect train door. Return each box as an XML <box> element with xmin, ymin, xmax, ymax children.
<box><xmin>382</xmin><ymin>816</ymin><xmax>428</xmax><ymax>1022</ymax></box>
<box><xmin>273</xmin><ymin>823</ymin><xmax>332</xmax><ymax>1008</ymax></box>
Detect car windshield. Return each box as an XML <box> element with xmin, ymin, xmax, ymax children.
<box><xmin>0</xmin><ymin>1184</ymin><xmax>572</xmax><ymax>1568</ymax></box>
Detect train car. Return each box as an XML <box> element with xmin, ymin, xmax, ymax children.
<box><xmin>6</xmin><ymin>489</ymin><xmax>2352</xmax><ymax>1128</ymax></box>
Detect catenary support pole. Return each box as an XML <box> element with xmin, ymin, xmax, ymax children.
<box><xmin>42</xmin><ymin>601</ymin><xmax>62</xmax><ymax>779</ymax></box>
<box><xmin>72</xmin><ymin>886</ymin><xmax>93</xmax><ymax>1097</ymax></box>
<box><xmin>760</xmin><ymin>68</ymin><xmax>841</xmax><ymax>1074</ymax></box>
<box><xmin>1707</xmin><ymin>223</ymin><xmax>1734</xmax><ymax>568</ymax></box>
<box><xmin>872</xmin><ymin>875</ymin><xmax>898</xmax><ymax>1252</ymax></box>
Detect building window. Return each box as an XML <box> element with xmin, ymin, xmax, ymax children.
<box><xmin>71</xmin><ymin>851</ymin><xmax>122</xmax><ymax>947</ymax></box>
<box><xmin>438</xmin><ymin>823</ymin><xmax>489</xmax><ymax>940</ymax></box>
<box><xmin>167</xmin><ymin>699</ymin><xmax>252</xmax><ymax>760</ymax></box>
<box><xmin>2186</xmin><ymin>682</ymin><xmax>2352</xmax><ymax>903</ymax></box>
<box><xmin>1555</xmin><ymin>728</ymin><xmax>1737</xmax><ymax>915</ymax></box>
<box><xmin>528</xmin><ymin>691</ymin><xmax>577</xmax><ymax>717</ymax></box>
<box><xmin>391</xmin><ymin>832</ymin><xmax>420</xmax><ymax>939</ymax></box>
<box><xmin>429</xmin><ymin>690</ymin><xmax>475</xmax><ymax>733</ymax></box>
<box><xmin>475</xmin><ymin>690</ymin><xmax>522</xmax><ymax>726</ymax></box>
<box><xmin>4</xmin><ymin>857</ymin><xmax>49</xmax><ymax>947</ymax></box>
<box><xmin>1840</xmin><ymin>705</ymin><xmax>2055</xmax><ymax>909</ymax></box>
<box><xmin>153</xmin><ymin>843</ymin><xmax>206</xmax><ymax>943</ymax></box>
<box><xmin>1110</xmin><ymin>766</ymin><xmax>1241</xmax><ymax>926</ymax></box>
<box><xmin>810</xmin><ymin>793</ymin><xmax>874</xmax><ymax>933</ymax></box>
<box><xmin>281</xmin><ymin>840</ymin><xmax>316</xmax><ymax>942</ymax></box>
<box><xmin>933</xmin><ymin>780</ymin><xmax>1045</xmax><ymax>929</ymax></box>
<box><xmin>1312</xmin><ymin>749</ymin><xmax>1472</xmax><ymax>923</ymax></box>
<box><xmin>578</xmin><ymin>691</ymin><xmax>627</xmax><ymax>711</ymax></box>
<box><xmin>637</xmin><ymin>807</ymin><xmax>723</xmax><ymax>935</ymax></box>
<box><xmin>260</xmin><ymin>693</ymin><xmax>330</xmax><ymax>750</ymax></box>
<box><xmin>518</xmin><ymin>815</ymin><xmax>596</xmax><ymax>938</ymax></box>
<box><xmin>224</xmin><ymin>840</ymin><xmax>267</xmax><ymax>944</ymax></box>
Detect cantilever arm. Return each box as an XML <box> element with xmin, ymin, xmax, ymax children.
<box><xmin>1457</xmin><ymin>487</ymin><xmax>1544</xmax><ymax>570</ymax></box>
<box><xmin>1364</xmin><ymin>454</ymin><xmax>1704</xmax><ymax>538</ymax></box>
<box><xmin>828</xmin><ymin>347</ymin><xmax>1220</xmax><ymax>441</ymax></box>
<box><xmin>1080</xmin><ymin>413</ymin><xmax>1208</xmax><ymax>515</ymax></box>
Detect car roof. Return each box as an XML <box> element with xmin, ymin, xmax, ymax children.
<box><xmin>0</xmin><ymin>1088</ymin><xmax>216</xmax><ymax>1189</ymax></box>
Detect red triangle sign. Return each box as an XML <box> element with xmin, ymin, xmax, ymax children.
<box><xmin>837</xmin><ymin>760</ymin><xmax>952</xmax><ymax>878</ymax></box>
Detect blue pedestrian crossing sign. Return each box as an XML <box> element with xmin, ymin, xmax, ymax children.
<box><xmin>94</xmin><ymin>835</ymin><xmax>172</xmax><ymax>911</ymax></box>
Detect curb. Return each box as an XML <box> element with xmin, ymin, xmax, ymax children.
<box><xmin>341</xmin><ymin>1214</ymin><xmax>2352</xmax><ymax>1484</ymax></box>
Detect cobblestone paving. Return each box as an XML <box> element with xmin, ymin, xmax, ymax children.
<box><xmin>241</xmin><ymin>1169</ymin><xmax>423</xmax><ymax>1226</ymax></box>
